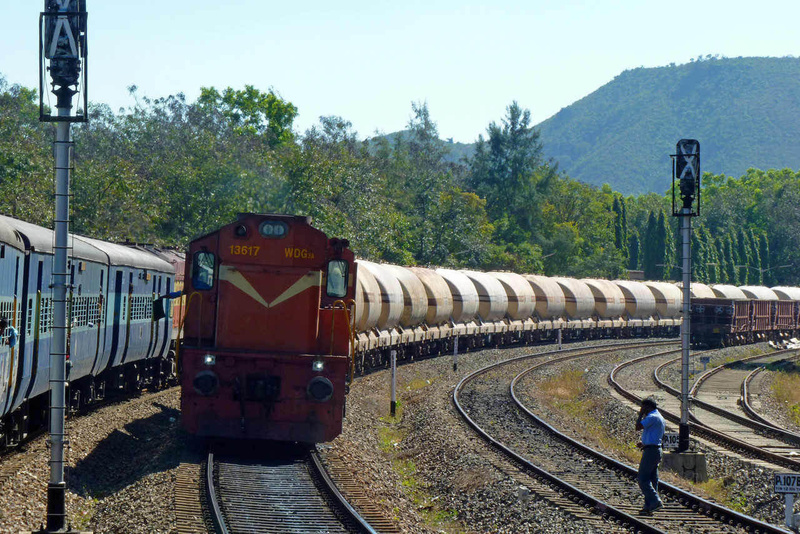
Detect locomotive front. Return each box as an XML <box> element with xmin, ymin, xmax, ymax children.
<box><xmin>180</xmin><ymin>214</ymin><xmax>356</xmax><ymax>442</ymax></box>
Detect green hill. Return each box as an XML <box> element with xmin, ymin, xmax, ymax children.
<box><xmin>537</xmin><ymin>56</ymin><xmax>800</xmax><ymax>195</ymax></box>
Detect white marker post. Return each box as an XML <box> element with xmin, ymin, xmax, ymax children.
<box><xmin>557</xmin><ymin>328</ymin><xmax>562</xmax><ymax>351</ymax></box>
<box><xmin>390</xmin><ymin>350</ymin><xmax>397</xmax><ymax>417</ymax></box>
<box><xmin>453</xmin><ymin>335</ymin><xmax>459</xmax><ymax>372</ymax></box>
<box><xmin>774</xmin><ymin>473</ymin><xmax>799</xmax><ymax>530</ymax></box>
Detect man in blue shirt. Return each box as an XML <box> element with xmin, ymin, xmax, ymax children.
<box><xmin>0</xmin><ymin>317</ymin><xmax>17</xmax><ymax>348</ymax></box>
<box><xmin>636</xmin><ymin>397</ymin><xmax>665</xmax><ymax>513</ymax></box>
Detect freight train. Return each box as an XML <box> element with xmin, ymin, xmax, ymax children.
<box><xmin>689</xmin><ymin>283</ymin><xmax>800</xmax><ymax>347</ymax></box>
<box><xmin>2</xmin><ymin>212</ymin><xmax>797</xmax><ymax>447</ymax></box>
<box><xmin>179</xmin><ymin>214</ymin><xmax>800</xmax><ymax>444</ymax></box>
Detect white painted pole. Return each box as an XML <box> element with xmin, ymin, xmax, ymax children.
<box><xmin>390</xmin><ymin>350</ymin><xmax>397</xmax><ymax>417</ymax></box>
<box><xmin>453</xmin><ymin>335</ymin><xmax>459</xmax><ymax>371</ymax></box>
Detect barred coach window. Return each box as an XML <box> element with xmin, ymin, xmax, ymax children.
<box><xmin>192</xmin><ymin>252</ymin><xmax>216</xmax><ymax>290</ymax></box>
<box><xmin>326</xmin><ymin>260</ymin><xmax>348</xmax><ymax>298</ymax></box>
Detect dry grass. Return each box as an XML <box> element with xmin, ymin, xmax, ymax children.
<box><xmin>771</xmin><ymin>371</ymin><xmax>800</xmax><ymax>426</ymax></box>
<box><xmin>536</xmin><ymin>369</ymin><xmax>641</xmax><ymax>464</ymax></box>
<box><xmin>691</xmin><ymin>478</ymin><xmax>747</xmax><ymax>512</ymax></box>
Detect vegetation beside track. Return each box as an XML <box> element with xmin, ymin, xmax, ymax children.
<box><xmin>535</xmin><ymin>368</ymin><xmax>641</xmax><ymax>464</ymax></box>
<box><xmin>771</xmin><ymin>366</ymin><xmax>800</xmax><ymax>426</ymax></box>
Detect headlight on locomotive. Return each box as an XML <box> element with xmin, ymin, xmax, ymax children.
<box><xmin>307</xmin><ymin>376</ymin><xmax>334</xmax><ymax>402</ymax></box>
<box><xmin>193</xmin><ymin>370</ymin><xmax>220</xmax><ymax>396</ymax></box>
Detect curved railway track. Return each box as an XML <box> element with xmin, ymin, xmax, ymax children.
<box><xmin>687</xmin><ymin>351</ymin><xmax>800</xmax><ymax>445</ymax></box>
<box><xmin>743</xmin><ymin>358</ymin><xmax>800</xmax><ymax>432</ymax></box>
<box><xmin>610</xmin><ymin>347</ymin><xmax>800</xmax><ymax>471</ymax></box>
<box><xmin>454</xmin><ymin>340</ymin><xmax>786</xmax><ymax>533</ymax></box>
<box><xmin>652</xmin><ymin>351</ymin><xmax>800</xmax><ymax>469</ymax></box>
<box><xmin>205</xmin><ymin>445</ymin><xmax>380</xmax><ymax>534</ymax></box>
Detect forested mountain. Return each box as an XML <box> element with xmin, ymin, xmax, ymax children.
<box><xmin>537</xmin><ymin>56</ymin><xmax>800</xmax><ymax>194</ymax></box>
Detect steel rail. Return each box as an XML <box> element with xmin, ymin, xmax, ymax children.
<box><xmin>205</xmin><ymin>450</ymin><xmax>229</xmax><ymax>534</ymax></box>
<box><xmin>741</xmin><ymin>355</ymin><xmax>800</xmax><ymax>436</ymax></box>
<box><xmin>651</xmin><ymin>354</ymin><xmax>800</xmax><ymax>467</ymax></box>
<box><xmin>515</xmin><ymin>353</ymin><xmax>790</xmax><ymax>534</ymax></box>
<box><xmin>609</xmin><ymin>351</ymin><xmax>800</xmax><ymax>471</ymax></box>
<box><xmin>206</xmin><ymin>446</ymin><xmax>377</xmax><ymax>534</ymax></box>
<box><xmin>454</xmin><ymin>341</ymin><xmax>680</xmax><ymax>534</ymax></box>
<box><xmin>309</xmin><ymin>446</ymin><xmax>379</xmax><ymax>534</ymax></box>
<box><xmin>662</xmin><ymin>350</ymin><xmax>800</xmax><ymax>445</ymax></box>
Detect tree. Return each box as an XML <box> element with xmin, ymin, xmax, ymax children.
<box><xmin>468</xmin><ymin>101</ymin><xmax>552</xmax><ymax>242</ymax></box>
<box><xmin>736</xmin><ymin>228</ymin><xmax>751</xmax><ymax>285</ymax></box>
<box><xmin>657</xmin><ymin>211</ymin><xmax>675</xmax><ymax>280</ymax></box>
<box><xmin>701</xmin><ymin>227</ymin><xmax>721</xmax><ymax>283</ymax></box>
<box><xmin>748</xmin><ymin>229</ymin><xmax>762</xmax><ymax>285</ymax></box>
<box><xmin>197</xmin><ymin>85</ymin><xmax>297</xmax><ymax>147</ymax></box>
<box><xmin>759</xmin><ymin>233</ymin><xmax>773</xmax><ymax>285</ymax></box>
<box><xmin>642</xmin><ymin>211</ymin><xmax>658</xmax><ymax>279</ymax></box>
<box><xmin>723</xmin><ymin>234</ymin><xmax>738</xmax><ymax>285</ymax></box>
<box><xmin>0</xmin><ymin>76</ymin><xmax>53</xmax><ymax>223</ymax></box>
<box><xmin>627</xmin><ymin>231</ymin><xmax>640</xmax><ymax>271</ymax></box>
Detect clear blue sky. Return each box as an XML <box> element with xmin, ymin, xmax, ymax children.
<box><xmin>3</xmin><ymin>1</ymin><xmax>799</xmax><ymax>142</ymax></box>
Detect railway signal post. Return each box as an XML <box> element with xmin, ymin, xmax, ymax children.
<box><xmin>36</xmin><ymin>1</ymin><xmax>88</xmax><ymax>533</ymax></box>
<box><xmin>671</xmin><ymin>139</ymin><xmax>700</xmax><ymax>454</ymax></box>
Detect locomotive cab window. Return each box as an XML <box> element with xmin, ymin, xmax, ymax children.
<box><xmin>326</xmin><ymin>260</ymin><xmax>348</xmax><ymax>298</ymax></box>
<box><xmin>192</xmin><ymin>252</ymin><xmax>216</xmax><ymax>290</ymax></box>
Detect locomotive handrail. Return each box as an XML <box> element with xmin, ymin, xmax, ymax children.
<box><xmin>331</xmin><ymin>299</ymin><xmax>357</xmax><ymax>383</ymax></box>
<box><xmin>175</xmin><ymin>291</ymin><xmax>203</xmax><ymax>369</ymax></box>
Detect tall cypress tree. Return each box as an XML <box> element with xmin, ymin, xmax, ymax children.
<box><xmin>657</xmin><ymin>211</ymin><xmax>674</xmax><ymax>280</ymax></box>
<box><xmin>692</xmin><ymin>230</ymin><xmax>706</xmax><ymax>283</ymax></box>
<box><xmin>759</xmin><ymin>233</ymin><xmax>773</xmax><ymax>286</ymax></box>
<box><xmin>724</xmin><ymin>234</ymin><xmax>738</xmax><ymax>285</ymax></box>
<box><xmin>613</xmin><ymin>196</ymin><xmax>624</xmax><ymax>251</ymax></box>
<box><xmin>749</xmin><ymin>229</ymin><xmax>762</xmax><ymax>285</ymax></box>
<box><xmin>736</xmin><ymin>228</ymin><xmax>751</xmax><ymax>285</ymax></box>
<box><xmin>621</xmin><ymin>199</ymin><xmax>629</xmax><ymax>255</ymax></box>
<box><xmin>716</xmin><ymin>235</ymin><xmax>728</xmax><ymax>284</ymax></box>
<box><xmin>628</xmin><ymin>231</ymin><xmax>640</xmax><ymax>271</ymax></box>
<box><xmin>643</xmin><ymin>212</ymin><xmax>658</xmax><ymax>280</ymax></box>
<box><xmin>702</xmin><ymin>227</ymin><xmax>720</xmax><ymax>284</ymax></box>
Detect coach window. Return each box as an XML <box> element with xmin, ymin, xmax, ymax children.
<box><xmin>326</xmin><ymin>260</ymin><xmax>348</xmax><ymax>298</ymax></box>
<box><xmin>192</xmin><ymin>252</ymin><xmax>216</xmax><ymax>290</ymax></box>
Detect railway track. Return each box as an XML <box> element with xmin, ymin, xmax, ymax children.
<box><xmin>205</xmin><ymin>444</ymin><xmax>383</xmax><ymax>534</ymax></box>
<box><xmin>609</xmin><ymin>347</ymin><xmax>800</xmax><ymax>472</ymax></box>
<box><xmin>743</xmin><ymin>358</ymin><xmax>800</xmax><ymax>432</ymax></box>
<box><xmin>454</xmin><ymin>340</ymin><xmax>787</xmax><ymax>533</ymax></box>
<box><xmin>679</xmin><ymin>351</ymin><xmax>800</xmax><ymax>446</ymax></box>
<box><xmin>651</xmin><ymin>350</ymin><xmax>800</xmax><ymax>470</ymax></box>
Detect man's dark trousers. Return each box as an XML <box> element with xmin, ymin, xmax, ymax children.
<box><xmin>638</xmin><ymin>445</ymin><xmax>662</xmax><ymax>509</ymax></box>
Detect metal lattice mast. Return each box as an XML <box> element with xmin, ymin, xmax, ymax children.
<box><xmin>38</xmin><ymin>1</ymin><xmax>87</xmax><ymax>532</ymax></box>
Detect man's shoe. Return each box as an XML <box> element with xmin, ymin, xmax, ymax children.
<box><xmin>650</xmin><ymin>502</ymin><xmax>663</xmax><ymax>512</ymax></box>
<box><xmin>638</xmin><ymin>508</ymin><xmax>653</xmax><ymax>515</ymax></box>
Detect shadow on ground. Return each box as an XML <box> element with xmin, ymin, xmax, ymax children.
<box><xmin>67</xmin><ymin>402</ymin><xmax>188</xmax><ymax>498</ymax></box>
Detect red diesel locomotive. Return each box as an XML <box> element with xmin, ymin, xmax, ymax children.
<box><xmin>180</xmin><ymin>213</ymin><xmax>356</xmax><ymax>442</ymax></box>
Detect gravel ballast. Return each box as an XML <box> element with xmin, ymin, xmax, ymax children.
<box><xmin>1</xmin><ymin>339</ymin><xmax>797</xmax><ymax>533</ymax></box>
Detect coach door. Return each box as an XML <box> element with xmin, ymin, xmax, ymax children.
<box><xmin>107</xmin><ymin>271</ymin><xmax>124</xmax><ymax>367</ymax></box>
<box><xmin>215</xmin><ymin>264</ymin><xmax>321</xmax><ymax>354</ymax></box>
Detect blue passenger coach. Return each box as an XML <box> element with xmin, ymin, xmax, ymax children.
<box><xmin>0</xmin><ymin>215</ymin><xmax>176</xmax><ymax>446</ymax></box>
<box><xmin>0</xmin><ymin>219</ymin><xmax>26</xmax><ymax>420</ymax></box>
